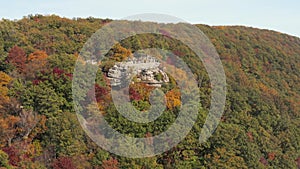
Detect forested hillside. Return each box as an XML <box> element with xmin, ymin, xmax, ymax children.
<box><xmin>0</xmin><ymin>15</ymin><xmax>299</xmax><ymax>168</ymax></box>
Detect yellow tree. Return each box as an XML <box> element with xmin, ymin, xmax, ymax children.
<box><xmin>28</xmin><ymin>50</ymin><xmax>48</xmax><ymax>63</ymax></box>
<box><xmin>0</xmin><ymin>71</ymin><xmax>12</xmax><ymax>110</ymax></box>
<box><xmin>0</xmin><ymin>115</ymin><xmax>20</xmax><ymax>147</ymax></box>
<box><xmin>165</xmin><ymin>88</ymin><xmax>181</xmax><ymax>110</ymax></box>
<box><xmin>111</xmin><ymin>43</ymin><xmax>132</xmax><ymax>62</ymax></box>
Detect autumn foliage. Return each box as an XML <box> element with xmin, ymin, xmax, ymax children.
<box><xmin>52</xmin><ymin>157</ymin><xmax>76</xmax><ymax>169</ymax></box>
<box><xmin>6</xmin><ymin>46</ymin><xmax>27</xmax><ymax>72</ymax></box>
<box><xmin>0</xmin><ymin>72</ymin><xmax>12</xmax><ymax>108</ymax></box>
<box><xmin>101</xmin><ymin>157</ymin><xmax>119</xmax><ymax>169</ymax></box>
<box><xmin>165</xmin><ymin>88</ymin><xmax>181</xmax><ymax>110</ymax></box>
<box><xmin>129</xmin><ymin>83</ymin><xmax>154</xmax><ymax>101</ymax></box>
<box><xmin>110</xmin><ymin>43</ymin><xmax>132</xmax><ymax>62</ymax></box>
<box><xmin>28</xmin><ymin>50</ymin><xmax>48</xmax><ymax>62</ymax></box>
<box><xmin>0</xmin><ymin>15</ymin><xmax>299</xmax><ymax>168</ymax></box>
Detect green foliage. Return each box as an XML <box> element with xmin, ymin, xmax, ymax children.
<box><xmin>0</xmin><ymin>15</ymin><xmax>299</xmax><ymax>168</ymax></box>
<box><xmin>0</xmin><ymin>150</ymin><xmax>11</xmax><ymax>168</ymax></box>
<box><xmin>154</xmin><ymin>72</ymin><xmax>163</xmax><ymax>81</ymax></box>
<box><xmin>45</xmin><ymin>111</ymin><xmax>87</xmax><ymax>156</ymax></box>
<box><xmin>91</xmin><ymin>149</ymin><xmax>110</xmax><ymax>166</ymax></box>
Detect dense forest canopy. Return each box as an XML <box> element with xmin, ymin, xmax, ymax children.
<box><xmin>0</xmin><ymin>14</ymin><xmax>299</xmax><ymax>168</ymax></box>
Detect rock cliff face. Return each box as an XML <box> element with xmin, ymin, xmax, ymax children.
<box><xmin>107</xmin><ymin>55</ymin><xmax>169</xmax><ymax>87</ymax></box>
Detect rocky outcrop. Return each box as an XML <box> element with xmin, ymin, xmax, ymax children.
<box><xmin>107</xmin><ymin>55</ymin><xmax>169</xmax><ymax>87</ymax></box>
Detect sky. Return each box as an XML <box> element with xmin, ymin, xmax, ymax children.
<box><xmin>0</xmin><ymin>0</ymin><xmax>299</xmax><ymax>37</ymax></box>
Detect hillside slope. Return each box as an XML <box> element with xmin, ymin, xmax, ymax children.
<box><xmin>0</xmin><ymin>15</ymin><xmax>299</xmax><ymax>168</ymax></box>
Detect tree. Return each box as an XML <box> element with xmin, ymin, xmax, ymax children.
<box><xmin>0</xmin><ymin>15</ymin><xmax>299</xmax><ymax>168</ymax></box>
<box><xmin>24</xmin><ymin>50</ymin><xmax>48</xmax><ymax>80</ymax></box>
<box><xmin>44</xmin><ymin>111</ymin><xmax>87</xmax><ymax>156</ymax></box>
<box><xmin>165</xmin><ymin>88</ymin><xmax>181</xmax><ymax>110</ymax></box>
<box><xmin>19</xmin><ymin>109</ymin><xmax>46</xmax><ymax>140</ymax></box>
<box><xmin>0</xmin><ymin>71</ymin><xmax>12</xmax><ymax>110</ymax></box>
<box><xmin>91</xmin><ymin>149</ymin><xmax>110</xmax><ymax>167</ymax></box>
<box><xmin>27</xmin><ymin>50</ymin><xmax>48</xmax><ymax>62</ymax></box>
<box><xmin>2</xmin><ymin>146</ymin><xmax>20</xmax><ymax>166</ymax></box>
<box><xmin>0</xmin><ymin>150</ymin><xmax>12</xmax><ymax>168</ymax></box>
<box><xmin>52</xmin><ymin>157</ymin><xmax>76</xmax><ymax>169</ymax></box>
<box><xmin>110</xmin><ymin>43</ymin><xmax>132</xmax><ymax>62</ymax></box>
<box><xmin>0</xmin><ymin>115</ymin><xmax>20</xmax><ymax>147</ymax></box>
<box><xmin>6</xmin><ymin>46</ymin><xmax>27</xmax><ymax>72</ymax></box>
<box><xmin>101</xmin><ymin>157</ymin><xmax>119</xmax><ymax>169</ymax></box>
<box><xmin>129</xmin><ymin>83</ymin><xmax>154</xmax><ymax>101</ymax></box>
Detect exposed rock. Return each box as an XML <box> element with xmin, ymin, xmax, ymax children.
<box><xmin>107</xmin><ymin>55</ymin><xmax>169</xmax><ymax>87</ymax></box>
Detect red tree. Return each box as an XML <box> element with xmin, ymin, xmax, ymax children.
<box><xmin>296</xmin><ymin>157</ymin><xmax>300</xmax><ymax>168</ymax></box>
<box><xmin>95</xmin><ymin>84</ymin><xmax>109</xmax><ymax>102</ymax></box>
<box><xmin>259</xmin><ymin>156</ymin><xmax>268</xmax><ymax>166</ymax></box>
<box><xmin>2</xmin><ymin>146</ymin><xmax>21</xmax><ymax>166</ymax></box>
<box><xmin>129</xmin><ymin>87</ymin><xmax>142</xmax><ymax>101</ymax></box>
<box><xmin>102</xmin><ymin>157</ymin><xmax>119</xmax><ymax>169</ymax></box>
<box><xmin>6</xmin><ymin>46</ymin><xmax>27</xmax><ymax>72</ymax></box>
<box><xmin>52</xmin><ymin>157</ymin><xmax>76</xmax><ymax>169</ymax></box>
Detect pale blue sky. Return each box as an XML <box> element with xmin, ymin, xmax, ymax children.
<box><xmin>1</xmin><ymin>0</ymin><xmax>299</xmax><ymax>37</ymax></box>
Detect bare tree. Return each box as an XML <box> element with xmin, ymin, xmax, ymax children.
<box><xmin>19</xmin><ymin>109</ymin><xmax>40</xmax><ymax>139</ymax></box>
